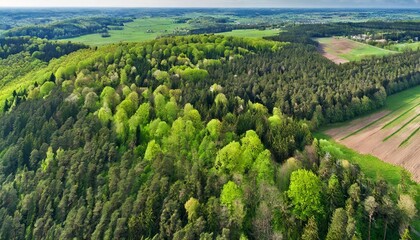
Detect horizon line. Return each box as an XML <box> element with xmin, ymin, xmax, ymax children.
<box><xmin>0</xmin><ymin>6</ymin><xmax>420</xmax><ymax>9</ymax></box>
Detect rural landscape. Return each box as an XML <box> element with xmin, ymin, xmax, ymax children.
<box><xmin>0</xmin><ymin>3</ymin><xmax>419</xmax><ymax>240</ymax></box>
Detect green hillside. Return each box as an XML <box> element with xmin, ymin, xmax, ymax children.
<box><xmin>0</xmin><ymin>35</ymin><xmax>418</xmax><ymax>239</ymax></box>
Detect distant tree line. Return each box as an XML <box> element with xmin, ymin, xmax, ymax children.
<box><xmin>271</xmin><ymin>21</ymin><xmax>420</xmax><ymax>45</ymax></box>
<box><xmin>4</xmin><ymin>17</ymin><xmax>132</xmax><ymax>40</ymax></box>
<box><xmin>0</xmin><ymin>37</ymin><xmax>87</xmax><ymax>61</ymax></box>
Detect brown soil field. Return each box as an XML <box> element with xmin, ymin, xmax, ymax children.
<box><xmin>325</xmin><ymin>107</ymin><xmax>420</xmax><ymax>182</ymax></box>
<box><xmin>317</xmin><ymin>38</ymin><xmax>357</xmax><ymax>64</ymax></box>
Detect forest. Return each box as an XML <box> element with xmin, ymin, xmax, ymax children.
<box><xmin>4</xmin><ymin>17</ymin><xmax>132</xmax><ymax>40</ymax></box>
<box><xmin>0</xmin><ymin>33</ymin><xmax>418</xmax><ymax>240</ymax></box>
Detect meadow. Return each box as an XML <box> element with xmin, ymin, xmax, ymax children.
<box><xmin>61</xmin><ymin>18</ymin><xmax>189</xmax><ymax>46</ymax></box>
<box><xmin>316</xmin><ymin>37</ymin><xmax>397</xmax><ymax>63</ymax></box>
<box><xmin>216</xmin><ymin>29</ymin><xmax>281</xmax><ymax>38</ymax></box>
<box><xmin>389</xmin><ymin>41</ymin><xmax>420</xmax><ymax>51</ymax></box>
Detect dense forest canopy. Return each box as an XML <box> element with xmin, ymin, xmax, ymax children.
<box><xmin>3</xmin><ymin>17</ymin><xmax>132</xmax><ymax>40</ymax></box>
<box><xmin>0</xmin><ymin>30</ymin><xmax>418</xmax><ymax>240</ymax></box>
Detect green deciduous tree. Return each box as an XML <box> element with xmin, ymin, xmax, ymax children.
<box><xmin>287</xmin><ymin>169</ymin><xmax>323</xmax><ymax>220</ymax></box>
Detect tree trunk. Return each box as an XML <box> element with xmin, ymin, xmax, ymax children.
<box><xmin>368</xmin><ymin>214</ymin><xmax>372</xmax><ymax>240</ymax></box>
<box><xmin>383</xmin><ymin>219</ymin><xmax>388</xmax><ymax>240</ymax></box>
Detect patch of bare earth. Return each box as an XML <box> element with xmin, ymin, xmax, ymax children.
<box><xmin>317</xmin><ymin>38</ymin><xmax>358</xmax><ymax>64</ymax></box>
<box><xmin>325</xmin><ymin>108</ymin><xmax>420</xmax><ymax>183</ymax></box>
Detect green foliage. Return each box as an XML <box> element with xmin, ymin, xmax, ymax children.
<box><xmin>185</xmin><ymin>197</ymin><xmax>200</xmax><ymax>222</ymax></box>
<box><xmin>220</xmin><ymin>181</ymin><xmax>245</xmax><ymax>226</ymax></box>
<box><xmin>181</xmin><ymin>68</ymin><xmax>209</xmax><ymax>82</ymax></box>
<box><xmin>206</xmin><ymin>119</ymin><xmax>222</xmax><ymax>139</ymax></box>
<box><xmin>144</xmin><ymin>140</ymin><xmax>161</xmax><ymax>161</ymax></box>
<box><xmin>97</xmin><ymin>106</ymin><xmax>113</xmax><ymax>125</ymax></box>
<box><xmin>301</xmin><ymin>216</ymin><xmax>319</xmax><ymax>240</ymax></box>
<box><xmin>326</xmin><ymin>208</ymin><xmax>348</xmax><ymax>240</ymax></box>
<box><xmin>39</xmin><ymin>81</ymin><xmax>55</xmax><ymax>97</ymax></box>
<box><xmin>215</xmin><ymin>141</ymin><xmax>242</xmax><ymax>173</ymax></box>
<box><xmin>252</xmin><ymin>150</ymin><xmax>274</xmax><ymax>184</ymax></box>
<box><xmin>288</xmin><ymin>169</ymin><xmax>324</xmax><ymax>220</ymax></box>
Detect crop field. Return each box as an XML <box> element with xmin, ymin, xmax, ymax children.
<box><xmin>61</xmin><ymin>18</ymin><xmax>188</xmax><ymax>46</ymax></box>
<box><xmin>316</xmin><ymin>37</ymin><xmax>397</xmax><ymax>64</ymax></box>
<box><xmin>216</xmin><ymin>29</ymin><xmax>280</xmax><ymax>38</ymax></box>
<box><xmin>324</xmin><ymin>86</ymin><xmax>420</xmax><ymax>182</ymax></box>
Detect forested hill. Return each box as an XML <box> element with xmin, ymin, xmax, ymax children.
<box><xmin>0</xmin><ymin>35</ymin><xmax>418</xmax><ymax>239</ymax></box>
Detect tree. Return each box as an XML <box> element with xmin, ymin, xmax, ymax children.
<box><xmin>185</xmin><ymin>197</ymin><xmax>200</xmax><ymax>222</ymax></box>
<box><xmin>220</xmin><ymin>181</ymin><xmax>245</xmax><ymax>235</ymax></box>
<box><xmin>364</xmin><ymin>196</ymin><xmax>378</xmax><ymax>240</ymax></box>
<box><xmin>39</xmin><ymin>81</ymin><xmax>55</xmax><ymax>97</ymax></box>
<box><xmin>252</xmin><ymin>150</ymin><xmax>274</xmax><ymax>184</ymax></box>
<box><xmin>181</xmin><ymin>68</ymin><xmax>209</xmax><ymax>82</ymax></box>
<box><xmin>327</xmin><ymin>174</ymin><xmax>344</xmax><ymax>211</ymax></box>
<box><xmin>287</xmin><ymin>169</ymin><xmax>323</xmax><ymax>220</ymax></box>
<box><xmin>301</xmin><ymin>216</ymin><xmax>319</xmax><ymax>240</ymax></box>
<box><xmin>206</xmin><ymin>119</ymin><xmax>222</xmax><ymax>140</ymax></box>
<box><xmin>220</xmin><ymin>181</ymin><xmax>243</xmax><ymax>212</ymax></box>
<box><xmin>144</xmin><ymin>140</ymin><xmax>161</xmax><ymax>161</ymax></box>
<box><xmin>214</xmin><ymin>142</ymin><xmax>242</xmax><ymax>173</ymax></box>
<box><xmin>240</xmin><ymin>130</ymin><xmax>264</xmax><ymax>172</ymax></box>
<box><xmin>326</xmin><ymin>208</ymin><xmax>347</xmax><ymax>240</ymax></box>
<box><xmin>397</xmin><ymin>194</ymin><xmax>417</xmax><ymax>232</ymax></box>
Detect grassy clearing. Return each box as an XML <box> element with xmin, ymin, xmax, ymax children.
<box><xmin>316</xmin><ymin>37</ymin><xmax>397</xmax><ymax>62</ymax></box>
<box><xmin>315</xmin><ymin>132</ymin><xmax>404</xmax><ymax>185</ymax></box>
<box><xmin>61</xmin><ymin>18</ymin><xmax>188</xmax><ymax>46</ymax></box>
<box><xmin>216</xmin><ymin>29</ymin><xmax>280</xmax><ymax>38</ymax></box>
<box><xmin>344</xmin><ymin>44</ymin><xmax>396</xmax><ymax>61</ymax></box>
<box><xmin>389</xmin><ymin>42</ymin><xmax>420</xmax><ymax>51</ymax></box>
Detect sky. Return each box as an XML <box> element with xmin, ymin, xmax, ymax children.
<box><xmin>0</xmin><ymin>0</ymin><xmax>419</xmax><ymax>8</ymax></box>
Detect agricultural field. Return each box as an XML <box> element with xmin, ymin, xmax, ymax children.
<box><xmin>216</xmin><ymin>28</ymin><xmax>281</xmax><ymax>38</ymax></box>
<box><xmin>316</xmin><ymin>37</ymin><xmax>397</xmax><ymax>64</ymax></box>
<box><xmin>61</xmin><ymin>17</ymin><xmax>189</xmax><ymax>46</ymax></box>
<box><xmin>324</xmin><ymin>85</ymin><xmax>420</xmax><ymax>182</ymax></box>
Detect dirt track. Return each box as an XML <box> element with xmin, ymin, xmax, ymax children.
<box><xmin>325</xmin><ymin>108</ymin><xmax>420</xmax><ymax>182</ymax></box>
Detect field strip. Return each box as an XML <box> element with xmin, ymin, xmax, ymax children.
<box><xmin>399</xmin><ymin>127</ymin><xmax>420</xmax><ymax>147</ymax></box>
<box><xmin>381</xmin><ymin>102</ymin><xmax>420</xmax><ymax>129</ymax></box>
<box><xmin>383</xmin><ymin>113</ymin><xmax>420</xmax><ymax>142</ymax></box>
<box><xmin>340</xmin><ymin>111</ymin><xmax>394</xmax><ymax>140</ymax></box>
<box><xmin>341</xmin><ymin>100</ymin><xmax>420</xmax><ymax>140</ymax></box>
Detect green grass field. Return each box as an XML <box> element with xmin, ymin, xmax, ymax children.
<box><xmin>389</xmin><ymin>42</ymin><xmax>420</xmax><ymax>51</ymax></box>
<box><xmin>61</xmin><ymin>18</ymin><xmax>188</xmax><ymax>46</ymax></box>
<box><xmin>314</xmin><ymin>132</ymin><xmax>405</xmax><ymax>185</ymax></box>
<box><xmin>316</xmin><ymin>37</ymin><xmax>397</xmax><ymax>62</ymax></box>
<box><xmin>216</xmin><ymin>29</ymin><xmax>280</xmax><ymax>38</ymax></box>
